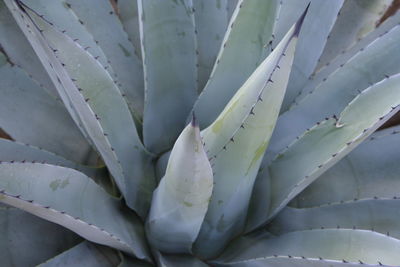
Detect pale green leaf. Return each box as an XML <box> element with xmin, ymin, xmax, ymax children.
<box><xmin>146</xmin><ymin>120</ymin><xmax>213</xmax><ymax>253</ymax></box>
<box><xmin>194</xmin><ymin>13</ymin><xmax>304</xmax><ymax>258</ymax></box>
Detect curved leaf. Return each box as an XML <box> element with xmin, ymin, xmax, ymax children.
<box><xmin>214</xmin><ymin>256</ymin><xmax>387</xmax><ymax>267</ymax></box>
<box><xmin>194</xmin><ymin>13</ymin><xmax>304</xmax><ymax>258</ymax></box>
<box><xmin>138</xmin><ymin>0</ymin><xmax>198</xmax><ymax>154</ymax></box>
<box><xmin>38</xmin><ymin>241</ymin><xmax>120</xmax><ymax>267</ymax></box>
<box><xmin>295</xmin><ymin>9</ymin><xmax>400</xmax><ymax>107</ymax></box>
<box><xmin>215</xmin><ymin>229</ymin><xmax>400</xmax><ymax>266</ymax></box>
<box><xmin>146</xmin><ymin>119</ymin><xmax>213</xmax><ymax>253</ymax></box>
<box><xmin>265</xmin><ymin>19</ymin><xmax>400</xmax><ymax>165</ymax></box>
<box><xmin>0</xmin><ymin>205</ymin><xmax>81</xmax><ymax>267</ymax></box>
<box><xmin>266</xmin><ymin>74</ymin><xmax>400</xmax><ymax>222</ymax></box>
<box><xmin>317</xmin><ymin>0</ymin><xmax>392</xmax><ymax>70</ymax></box>
<box><xmin>192</xmin><ymin>0</ymin><xmax>279</xmax><ymax>128</ymax></box>
<box><xmin>0</xmin><ymin>163</ymin><xmax>151</xmax><ymax>261</ymax></box>
<box><xmin>0</xmin><ymin>139</ymin><xmax>113</xmax><ymax>193</ymax></box>
<box><xmin>292</xmin><ymin>126</ymin><xmax>400</xmax><ymax>207</ymax></box>
<box><xmin>281</xmin><ymin>0</ymin><xmax>344</xmax><ymax>112</ymax></box>
<box><xmin>269</xmin><ymin>199</ymin><xmax>400</xmax><ymax>239</ymax></box>
<box><xmin>65</xmin><ymin>0</ymin><xmax>144</xmax><ymax>118</ymax></box>
<box><xmin>5</xmin><ymin>1</ymin><xmax>155</xmax><ymax>217</ymax></box>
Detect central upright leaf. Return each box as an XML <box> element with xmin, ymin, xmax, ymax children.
<box><xmin>193</xmin><ymin>10</ymin><xmax>307</xmax><ymax>258</ymax></box>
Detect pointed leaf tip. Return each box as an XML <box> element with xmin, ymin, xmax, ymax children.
<box><xmin>191</xmin><ymin>112</ymin><xmax>198</xmax><ymax>128</ymax></box>
<box><xmin>293</xmin><ymin>2</ymin><xmax>310</xmax><ymax>36</ymax></box>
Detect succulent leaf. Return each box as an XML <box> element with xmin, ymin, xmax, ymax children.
<box><xmin>146</xmin><ymin>119</ymin><xmax>213</xmax><ymax>253</ymax></box>
<box><xmin>138</xmin><ymin>0</ymin><xmax>198</xmax><ymax>154</ymax></box>
<box><xmin>0</xmin><ymin>138</ymin><xmax>104</xmax><ymax>180</ymax></box>
<box><xmin>38</xmin><ymin>241</ymin><xmax>121</xmax><ymax>267</ymax></box>
<box><xmin>194</xmin><ymin>12</ymin><xmax>304</xmax><ymax>258</ymax></box>
<box><xmin>19</xmin><ymin>0</ymin><xmax>114</xmax><ymax>78</ymax></box>
<box><xmin>296</xmin><ymin>9</ymin><xmax>400</xmax><ymax>107</ymax></box>
<box><xmin>153</xmin><ymin>250</ymin><xmax>208</xmax><ymax>267</ymax></box>
<box><xmin>193</xmin><ymin>0</ymin><xmax>228</xmax><ymax>92</ymax></box>
<box><xmin>0</xmin><ymin>206</ymin><xmax>81</xmax><ymax>267</ymax></box>
<box><xmin>215</xmin><ymin>229</ymin><xmax>400</xmax><ymax>266</ymax></box>
<box><xmin>226</xmin><ymin>0</ymin><xmax>239</xmax><ymax>20</ymax></box>
<box><xmin>269</xmin><ymin>199</ymin><xmax>400</xmax><ymax>239</ymax></box>
<box><xmin>5</xmin><ymin>1</ymin><xmax>155</xmax><ymax>217</ymax></box>
<box><xmin>292</xmin><ymin>126</ymin><xmax>400</xmax><ymax>207</ymax></box>
<box><xmin>192</xmin><ymin>0</ymin><xmax>279</xmax><ymax>128</ymax></box>
<box><xmin>281</xmin><ymin>0</ymin><xmax>344</xmax><ymax>112</ymax></box>
<box><xmin>65</xmin><ymin>0</ymin><xmax>145</xmax><ymax>119</ymax></box>
<box><xmin>0</xmin><ymin>58</ymin><xmax>92</xmax><ymax>163</ymax></box>
<box><xmin>266</xmin><ymin>74</ymin><xmax>400</xmax><ymax>222</ymax></box>
<box><xmin>264</xmin><ymin>19</ymin><xmax>400</xmax><ymax>165</ymax></box>
<box><xmin>317</xmin><ymin>0</ymin><xmax>393</xmax><ymax>71</ymax></box>
<box><xmin>0</xmin><ymin>163</ymin><xmax>151</xmax><ymax>261</ymax></box>
<box><xmin>117</xmin><ymin>0</ymin><xmax>141</xmax><ymax>59</ymax></box>
<box><xmin>0</xmin><ymin>1</ymin><xmax>58</xmax><ymax>98</ymax></box>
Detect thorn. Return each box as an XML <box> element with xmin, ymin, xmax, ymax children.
<box><xmin>240</xmin><ymin>124</ymin><xmax>245</xmax><ymax>129</ymax></box>
<box><xmin>342</xmin><ymin>259</ymin><xmax>348</xmax><ymax>263</ymax></box>
<box><xmin>268</xmin><ymin>78</ymin><xmax>274</xmax><ymax>83</ymax></box>
<box><xmin>230</xmin><ymin>137</ymin><xmax>234</xmax><ymax>143</ymax></box>
<box><xmin>258</xmin><ymin>96</ymin><xmax>263</xmax><ymax>102</ymax></box>
<box><xmin>250</xmin><ymin>108</ymin><xmax>255</xmax><ymax>115</ymax></box>
<box><xmin>223</xmin><ymin>146</ymin><xmax>227</xmax><ymax>150</ymax></box>
<box><xmin>191</xmin><ymin>112</ymin><xmax>198</xmax><ymax>127</ymax></box>
<box><xmin>85</xmin><ymin>98</ymin><xmax>89</xmax><ymax>102</ymax></box>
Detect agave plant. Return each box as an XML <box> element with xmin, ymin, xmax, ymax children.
<box><xmin>1</xmin><ymin>0</ymin><xmax>400</xmax><ymax>266</ymax></box>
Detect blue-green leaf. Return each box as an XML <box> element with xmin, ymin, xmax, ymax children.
<box><xmin>0</xmin><ymin>163</ymin><xmax>151</xmax><ymax>261</ymax></box>
<box><xmin>0</xmin><ymin>205</ymin><xmax>81</xmax><ymax>267</ymax></box>
<box><xmin>193</xmin><ymin>0</ymin><xmax>228</xmax><ymax>91</ymax></box>
<box><xmin>38</xmin><ymin>241</ymin><xmax>120</xmax><ymax>267</ymax></box>
<box><xmin>215</xmin><ymin>229</ymin><xmax>400</xmax><ymax>266</ymax></box>
<box><xmin>138</xmin><ymin>0</ymin><xmax>198</xmax><ymax>154</ymax></box>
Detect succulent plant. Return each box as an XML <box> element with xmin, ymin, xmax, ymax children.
<box><xmin>1</xmin><ymin>0</ymin><xmax>400</xmax><ymax>266</ymax></box>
